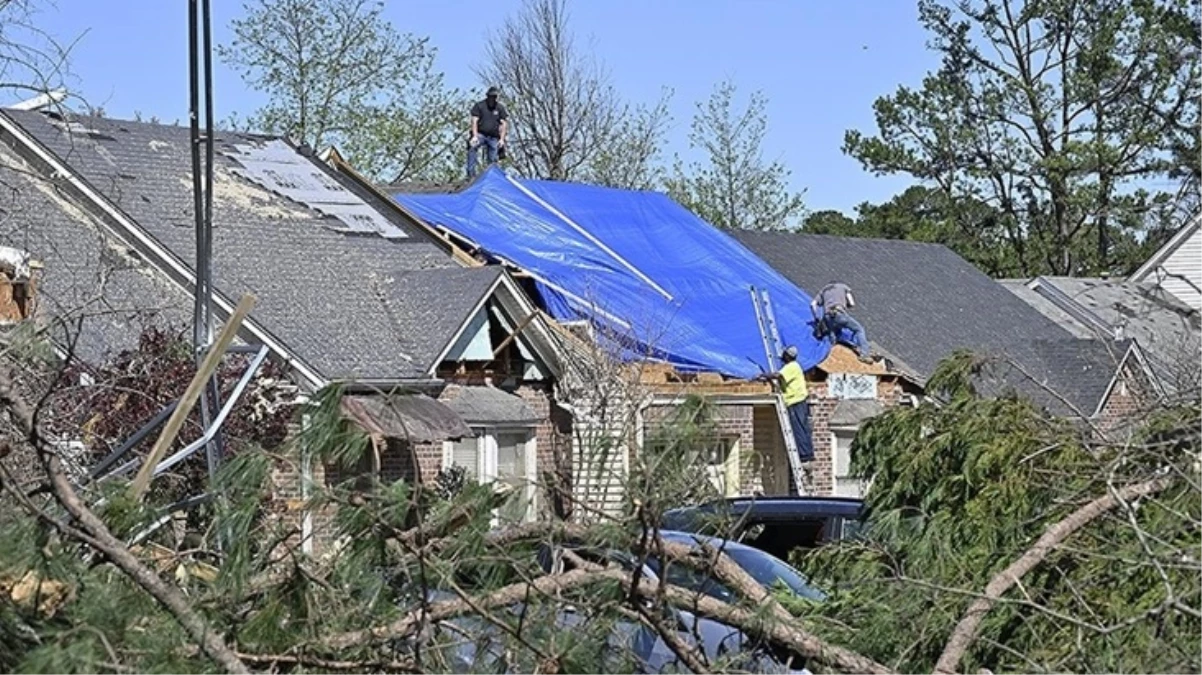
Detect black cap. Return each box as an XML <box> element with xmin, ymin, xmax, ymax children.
<box><xmin>486</xmin><ymin>86</ymin><xmax>500</xmax><ymax>97</ymax></box>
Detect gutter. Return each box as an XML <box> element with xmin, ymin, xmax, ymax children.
<box><xmin>332</xmin><ymin>378</ymin><xmax>445</xmax><ymax>394</ymax></box>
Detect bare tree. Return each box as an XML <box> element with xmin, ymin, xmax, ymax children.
<box><xmin>0</xmin><ymin>0</ymin><xmax>74</xmax><ymax>105</ymax></box>
<box><xmin>475</xmin><ymin>0</ymin><xmax>671</xmax><ymax>187</ymax></box>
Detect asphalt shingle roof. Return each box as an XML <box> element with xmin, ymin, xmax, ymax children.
<box><xmin>444</xmin><ymin>384</ymin><xmax>539</xmax><ymax>425</ymax></box>
<box><xmin>981</xmin><ymin>339</ymin><xmax>1133</xmax><ymax>417</ymax></box>
<box><xmin>1002</xmin><ymin>276</ymin><xmax>1200</xmax><ymax>394</ymax></box>
<box><xmin>1</xmin><ymin>109</ymin><xmax>491</xmax><ymax>381</ymax></box>
<box><xmin>733</xmin><ymin>231</ymin><xmax>1126</xmax><ymax>415</ymax></box>
<box><xmin>0</xmin><ymin>140</ymin><xmax>192</xmax><ymax>363</ymax></box>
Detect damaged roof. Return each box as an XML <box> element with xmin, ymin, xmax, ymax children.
<box><xmin>978</xmin><ymin>339</ymin><xmax>1137</xmax><ymax>417</ymax></box>
<box><xmin>443</xmin><ymin>384</ymin><xmax>540</xmax><ymax>426</ymax></box>
<box><xmin>733</xmin><ymin>232</ymin><xmax>1134</xmax><ymax>415</ymax></box>
<box><xmin>0</xmin><ymin>108</ymin><xmax>499</xmax><ymax>382</ymax></box>
<box><xmin>1002</xmin><ymin>276</ymin><xmax>1200</xmax><ymax>393</ymax></box>
<box><xmin>0</xmin><ymin>138</ymin><xmax>192</xmax><ymax>364</ymax></box>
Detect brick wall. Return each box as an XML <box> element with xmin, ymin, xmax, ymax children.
<box><xmin>805</xmin><ymin>374</ymin><xmax>908</xmax><ymax>497</ymax></box>
<box><xmin>515</xmin><ymin>382</ymin><xmax>573</xmax><ymax>519</ymax></box>
<box><xmin>1096</xmin><ymin>360</ymin><xmax>1154</xmax><ymax>438</ymax></box>
<box><xmin>807</xmin><ymin>381</ymin><xmax>837</xmax><ymax>496</ymax></box>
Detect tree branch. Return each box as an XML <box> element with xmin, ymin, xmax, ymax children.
<box><xmin>933</xmin><ymin>476</ymin><xmax>1174</xmax><ymax>674</ymax></box>
<box><xmin>0</xmin><ymin>369</ymin><xmax>249</xmax><ymax>674</ymax></box>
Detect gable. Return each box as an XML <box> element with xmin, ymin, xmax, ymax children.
<box><xmin>437</xmin><ymin>272</ymin><xmax>560</xmax><ymax>381</ymax></box>
<box><xmin>1152</xmin><ymin>229</ymin><xmax>1202</xmax><ymax>310</ymax></box>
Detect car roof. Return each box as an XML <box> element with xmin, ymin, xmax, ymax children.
<box><xmin>658</xmin><ymin>530</ymin><xmax>769</xmax><ymax>558</ymax></box>
<box><xmin>664</xmin><ymin>496</ymin><xmax>865</xmax><ymax>520</ymax></box>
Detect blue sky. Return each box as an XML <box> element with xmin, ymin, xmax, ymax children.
<box><xmin>24</xmin><ymin>0</ymin><xmax>940</xmax><ymax>214</ymax></box>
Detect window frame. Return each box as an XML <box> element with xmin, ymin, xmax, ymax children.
<box><xmin>443</xmin><ymin>426</ymin><xmax>538</xmax><ymax>522</ymax></box>
<box><xmin>830</xmin><ymin>426</ymin><xmax>863</xmax><ymax>498</ymax></box>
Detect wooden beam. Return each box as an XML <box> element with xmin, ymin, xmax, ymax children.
<box><xmin>129</xmin><ymin>294</ymin><xmax>256</xmax><ymax>501</ymax></box>
<box><xmin>491</xmin><ymin>311</ymin><xmax>538</xmax><ymax>358</ymax></box>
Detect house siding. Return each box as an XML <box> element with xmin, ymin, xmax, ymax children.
<box><xmin>1136</xmin><ymin>224</ymin><xmax>1202</xmax><ymax>310</ymax></box>
<box><xmin>810</xmin><ymin>374</ymin><xmax>905</xmax><ymax>497</ymax></box>
<box><xmin>630</xmin><ymin>373</ymin><xmax>910</xmax><ymax>501</ymax></box>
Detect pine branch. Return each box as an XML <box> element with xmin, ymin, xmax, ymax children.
<box><xmin>933</xmin><ymin>476</ymin><xmax>1174</xmax><ymax>674</ymax></box>
<box><xmin>0</xmin><ymin>369</ymin><xmax>249</xmax><ymax>674</ymax></box>
<box><xmin>321</xmin><ymin>566</ymin><xmax>627</xmax><ymax>650</ymax></box>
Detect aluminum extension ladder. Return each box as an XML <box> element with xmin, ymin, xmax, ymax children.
<box><xmin>750</xmin><ymin>286</ymin><xmax>809</xmax><ymax>496</ymax></box>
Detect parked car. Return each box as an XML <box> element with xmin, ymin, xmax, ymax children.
<box><xmin>402</xmin><ymin>530</ymin><xmax>817</xmax><ymax>674</ymax></box>
<box><xmin>661</xmin><ymin>496</ymin><xmax>865</xmax><ymax>562</ymax></box>
<box><xmin>537</xmin><ymin>529</ymin><xmax>824</xmax><ymax>672</ymax></box>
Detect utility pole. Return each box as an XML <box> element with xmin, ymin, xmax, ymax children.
<box><xmin>188</xmin><ymin>0</ymin><xmax>223</xmax><ymax>478</ymax></box>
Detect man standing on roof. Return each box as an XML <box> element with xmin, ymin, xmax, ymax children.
<box><xmin>467</xmin><ymin>86</ymin><xmax>509</xmax><ymax>179</ymax></box>
<box><xmin>812</xmin><ymin>281</ymin><xmax>875</xmax><ymax>364</ymax></box>
<box><xmin>758</xmin><ymin>346</ymin><xmax>814</xmax><ymax>464</ymax></box>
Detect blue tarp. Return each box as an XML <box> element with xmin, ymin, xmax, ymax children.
<box><xmin>395</xmin><ymin>167</ymin><xmax>831</xmax><ymax>379</ymax></box>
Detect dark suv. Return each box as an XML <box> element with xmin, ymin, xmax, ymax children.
<box><xmin>661</xmin><ymin>496</ymin><xmax>864</xmax><ymax>562</ymax></box>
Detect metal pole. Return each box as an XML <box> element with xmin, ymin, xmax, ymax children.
<box><xmin>199</xmin><ymin>0</ymin><xmax>224</xmax><ymax>477</ymax></box>
<box><xmin>188</xmin><ymin>0</ymin><xmax>206</xmax><ymax>359</ymax></box>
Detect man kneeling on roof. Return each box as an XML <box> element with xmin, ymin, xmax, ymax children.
<box><xmin>757</xmin><ymin>346</ymin><xmax>814</xmax><ymax>464</ymax></box>
<box><xmin>812</xmin><ymin>280</ymin><xmax>876</xmax><ymax>365</ymax></box>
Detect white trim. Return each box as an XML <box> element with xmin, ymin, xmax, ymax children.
<box><xmin>425</xmin><ymin>271</ymin><xmax>564</xmax><ymax>379</ymax></box>
<box><xmin>1126</xmin><ymin>342</ymin><xmax>1167</xmax><ymax>399</ymax></box>
<box><xmin>491</xmin><ymin>273</ymin><xmax>563</xmax><ymax>377</ymax></box>
<box><xmin>300</xmin><ymin>413</ymin><xmax>314</xmax><ymax>556</ymax></box>
<box><xmin>1131</xmin><ymin>215</ymin><xmax>1201</xmax><ymax>282</ymax></box>
<box><xmin>0</xmin><ymin>111</ymin><xmax>326</xmax><ymax>389</ymax></box>
<box><xmin>1092</xmin><ymin>342</ymin><xmax>1166</xmax><ymax>417</ymax></box>
<box><xmin>503</xmin><ymin>172</ymin><xmax>673</xmax><ymax>301</ymax></box>
<box><xmin>830</xmin><ymin>427</ymin><xmax>862</xmax><ymax>499</ymax></box>
<box><xmin>444</xmin><ymin>426</ymin><xmax>537</xmax><ymax>522</ymax></box>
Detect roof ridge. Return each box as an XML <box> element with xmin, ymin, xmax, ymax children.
<box><xmin>1031</xmin><ymin>277</ymin><xmax>1116</xmax><ymax>338</ymax></box>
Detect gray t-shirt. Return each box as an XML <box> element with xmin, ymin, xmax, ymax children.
<box><xmin>471</xmin><ymin>100</ymin><xmax>509</xmax><ymax>137</ymax></box>
<box><xmin>817</xmin><ymin>282</ymin><xmax>853</xmax><ymax>312</ymax></box>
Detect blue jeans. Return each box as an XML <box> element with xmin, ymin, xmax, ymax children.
<box><xmin>466</xmin><ymin>135</ymin><xmax>499</xmax><ymax>178</ymax></box>
<box><xmin>824</xmin><ymin>311</ymin><xmax>870</xmax><ymax>356</ymax></box>
<box><xmin>787</xmin><ymin>401</ymin><xmax>814</xmax><ymax>463</ymax></box>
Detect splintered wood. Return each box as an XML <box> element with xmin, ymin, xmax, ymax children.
<box><xmin>819</xmin><ymin>344</ymin><xmax>889</xmax><ymax>375</ymax></box>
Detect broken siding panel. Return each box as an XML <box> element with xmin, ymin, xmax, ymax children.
<box><xmin>1157</xmin><ymin>227</ymin><xmax>1202</xmax><ymax>310</ymax></box>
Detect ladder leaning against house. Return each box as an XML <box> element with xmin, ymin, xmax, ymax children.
<box><xmin>749</xmin><ymin>286</ymin><xmax>809</xmax><ymax>496</ymax></box>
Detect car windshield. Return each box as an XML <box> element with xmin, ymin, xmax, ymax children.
<box><xmin>723</xmin><ymin>545</ymin><xmax>825</xmax><ymax>601</ymax></box>
<box><xmin>649</xmin><ymin>536</ymin><xmax>826</xmax><ymax>603</ymax></box>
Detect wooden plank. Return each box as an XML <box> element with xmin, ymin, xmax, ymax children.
<box><xmin>491</xmin><ymin>311</ymin><xmax>538</xmax><ymax>358</ymax></box>
<box><xmin>129</xmin><ymin>294</ymin><xmax>256</xmax><ymax>501</ymax></box>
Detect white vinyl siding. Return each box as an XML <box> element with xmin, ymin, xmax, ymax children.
<box><xmin>1132</xmin><ymin>219</ymin><xmax>1202</xmax><ymax>310</ymax></box>
<box><xmin>1156</xmin><ymin>229</ymin><xmax>1202</xmax><ymax>310</ymax></box>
